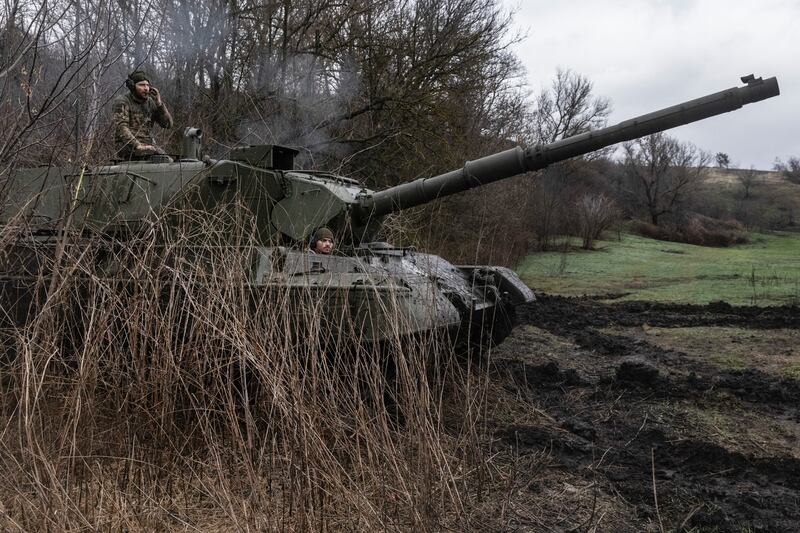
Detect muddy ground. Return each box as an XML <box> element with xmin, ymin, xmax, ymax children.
<box><xmin>485</xmin><ymin>294</ymin><xmax>800</xmax><ymax>532</ymax></box>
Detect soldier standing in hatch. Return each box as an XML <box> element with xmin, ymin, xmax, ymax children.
<box><xmin>112</xmin><ymin>70</ymin><xmax>173</xmax><ymax>160</ymax></box>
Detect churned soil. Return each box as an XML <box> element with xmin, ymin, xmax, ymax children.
<box><xmin>485</xmin><ymin>294</ymin><xmax>800</xmax><ymax>532</ymax></box>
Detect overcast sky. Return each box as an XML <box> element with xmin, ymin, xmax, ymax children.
<box><xmin>501</xmin><ymin>0</ymin><xmax>796</xmax><ymax>169</ymax></box>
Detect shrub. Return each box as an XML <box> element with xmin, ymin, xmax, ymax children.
<box><xmin>573</xmin><ymin>193</ymin><xmax>621</xmax><ymax>249</ymax></box>
<box><xmin>630</xmin><ymin>215</ymin><xmax>748</xmax><ymax>247</ymax></box>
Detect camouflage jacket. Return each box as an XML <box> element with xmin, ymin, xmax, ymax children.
<box><xmin>112</xmin><ymin>92</ymin><xmax>173</xmax><ymax>154</ymax></box>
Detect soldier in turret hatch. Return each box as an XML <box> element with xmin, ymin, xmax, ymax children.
<box><xmin>112</xmin><ymin>69</ymin><xmax>173</xmax><ymax>160</ymax></box>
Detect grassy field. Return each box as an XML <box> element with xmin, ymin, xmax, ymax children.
<box><xmin>516</xmin><ymin>231</ymin><xmax>800</xmax><ymax>306</ymax></box>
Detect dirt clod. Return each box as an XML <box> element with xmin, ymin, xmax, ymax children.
<box><xmin>616</xmin><ymin>358</ymin><xmax>660</xmax><ymax>384</ymax></box>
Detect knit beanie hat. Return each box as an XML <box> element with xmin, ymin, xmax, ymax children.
<box><xmin>314</xmin><ymin>227</ymin><xmax>334</xmax><ymax>241</ymax></box>
<box><xmin>128</xmin><ymin>69</ymin><xmax>149</xmax><ymax>84</ymax></box>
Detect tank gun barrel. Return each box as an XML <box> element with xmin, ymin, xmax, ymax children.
<box><xmin>357</xmin><ymin>75</ymin><xmax>779</xmax><ymax>220</ymax></box>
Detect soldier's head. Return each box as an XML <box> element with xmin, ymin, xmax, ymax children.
<box><xmin>311</xmin><ymin>227</ymin><xmax>335</xmax><ymax>254</ymax></box>
<box><xmin>126</xmin><ymin>70</ymin><xmax>151</xmax><ymax>100</ymax></box>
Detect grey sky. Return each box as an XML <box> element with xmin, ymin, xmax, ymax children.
<box><xmin>502</xmin><ymin>0</ymin><xmax>796</xmax><ymax>169</ymax></box>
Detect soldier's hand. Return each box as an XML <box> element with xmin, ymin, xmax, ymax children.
<box><xmin>137</xmin><ymin>144</ymin><xmax>156</xmax><ymax>151</ymax></box>
<box><xmin>149</xmin><ymin>87</ymin><xmax>161</xmax><ymax>105</ymax></box>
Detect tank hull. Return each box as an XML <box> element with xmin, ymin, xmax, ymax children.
<box><xmin>0</xmin><ymin>238</ymin><xmax>533</xmax><ymax>354</ymax></box>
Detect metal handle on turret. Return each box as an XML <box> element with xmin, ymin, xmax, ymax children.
<box><xmin>357</xmin><ymin>75</ymin><xmax>779</xmax><ymax>220</ymax></box>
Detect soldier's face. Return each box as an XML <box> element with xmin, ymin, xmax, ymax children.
<box><xmin>314</xmin><ymin>238</ymin><xmax>334</xmax><ymax>254</ymax></box>
<box><xmin>133</xmin><ymin>80</ymin><xmax>150</xmax><ymax>99</ymax></box>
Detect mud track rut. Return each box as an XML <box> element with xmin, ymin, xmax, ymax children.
<box><xmin>489</xmin><ymin>294</ymin><xmax>800</xmax><ymax>531</ymax></box>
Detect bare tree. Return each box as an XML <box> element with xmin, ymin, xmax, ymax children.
<box><xmin>715</xmin><ymin>152</ymin><xmax>730</xmax><ymax>169</ymax></box>
<box><xmin>622</xmin><ymin>133</ymin><xmax>709</xmax><ymax>226</ymax></box>
<box><xmin>773</xmin><ymin>156</ymin><xmax>800</xmax><ymax>184</ymax></box>
<box><xmin>0</xmin><ymin>0</ymin><xmax>129</xmax><ymax>165</ymax></box>
<box><xmin>532</xmin><ymin>68</ymin><xmax>611</xmax><ymax>144</ymax></box>
<box><xmin>527</xmin><ymin>164</ymin><xmax>572</xmax><ymax>251</ymax></box>
<box><xmin>738</xmin><ymin>166</ymin><xmax>758</xmax><ymax>199</ymax></box>
<box><xmin>520</xmin><ymin>69</ymin><xmax>611</xmax><ymax>250</ymax></box>
<box><xmin>574</xmin><ymin>192</ymin><xmax>620</xmax><ymax>249</ymax></box>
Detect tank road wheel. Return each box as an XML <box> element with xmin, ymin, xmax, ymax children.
<box><xmin>465</xmin><ymin>269</ymin><xmax>517</xmax><ymax>350</ymax></box>
<box><xmin>488</xmin><ymin>301</ymin><xmax>515</xmax><ymax>347</ymax></box>
<box><xmin>468</xmin><ymin>299</ymin><xmax>515</xmax><ymax>353</ymax></box>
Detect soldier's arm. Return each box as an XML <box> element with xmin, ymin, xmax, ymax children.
<box><xmin>112</xmin><ymin>99</ymin><xmax>140</xmax><ymax>148</ymax></box>
<box><xmin>153</xmin><ymin>101</ymin><xmax>173</xmax><ymax>129</ymax></box>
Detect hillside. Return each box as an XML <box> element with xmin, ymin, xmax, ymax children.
<box><xmin>694</xmin><ymin>168</ymin><xmax>800</xmax><ymax>232</ymax></box>
<box><xmin>702</xmin><ymin>167</ymin><xmax>784</xmax><ymax>186</ymax></box>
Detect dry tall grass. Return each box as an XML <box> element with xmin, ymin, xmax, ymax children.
<box><xmin>0</xmin><ymin>208</ymin><xmax>501</xmax><ymax>531</ymax></box>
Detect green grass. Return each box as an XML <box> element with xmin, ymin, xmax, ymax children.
<box><xmin>516</xmin><ymin>231</ymin><xmax>800</xmax><ymax>305</ymax></box>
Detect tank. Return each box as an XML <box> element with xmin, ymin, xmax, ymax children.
<box><xmin>0</xmin><ymin>75</ymin><xmax>780</xmax><ymax>349</ymax></box>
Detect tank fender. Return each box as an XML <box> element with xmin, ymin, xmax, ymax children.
<box><xmin>457</xmin><ymin>266</ymin><xmax>535</xmax><ymax>306</ymax></box>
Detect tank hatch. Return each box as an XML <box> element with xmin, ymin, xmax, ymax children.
<box><xmin>229</xmin><ymin>145</ymin><xmax>298</xmax><ymax>169</ymax></box>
